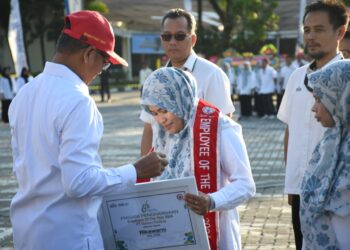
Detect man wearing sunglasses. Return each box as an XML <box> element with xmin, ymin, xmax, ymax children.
<box><xmin>140</xmin><ymin>8</ymin><xmax>235</xmax><ymax>156</ymax></box>
<box><xmin>8</xmin><ymin>10</ymin><xmax>168</xmax><ymax>250</ymax></box>
<box><xmin>277</xmin><ymin>1</ymin><xmax>349</xmax><ymax>249</ymax></box>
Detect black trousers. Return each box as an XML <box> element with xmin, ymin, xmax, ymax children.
<box><xmin>254</xmin><ymin>93</ymin><xmax>263</xmax><ymax>117</ymax></box>
<box><xmin>239</xmin><ymin>95</ymin><xmax>252</xmax><ymax>116</ymax></box>
<box><xmin>1</xmin><ymin>99</ymin><xmax>11</xmax><ymax>123</ymax></box>
<box><xmin>100</xmin><ymin>81</ymin><xmax>110</xmax><ymax>101</ymax></box>
<box><xmin>277</xmin><ymin>90</ymin><xmax>285</xmax><ymax>112</ymax></box>
<box><xmin>291</xmin><ymin>194</ymin><xmax>303</xmax><ymax>250</ymax></box>
<box><xmin>261</xmin><ymin>93</ymin><xmax>275</xmax><ymax>116</ymax></box>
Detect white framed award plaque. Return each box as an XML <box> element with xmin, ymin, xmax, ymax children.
<box><xmin>98</xmin><ymin>177</ymin><xmax>210</xmax><ymax>250</ymax></box>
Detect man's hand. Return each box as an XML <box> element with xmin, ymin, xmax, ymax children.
<box><xmin>184</xmin><ymin>192</ymin><xmax>212</xmax><ymax>216</ymax></box>
<box><xmin>133</xmin><ymin>152</ymin><xmax>168</xmax><ymax>179</ymax></box>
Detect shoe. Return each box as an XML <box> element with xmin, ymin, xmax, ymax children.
<box><xmin>268</xmin><ymin>115</ymin><xmax>275</xmax><ymax>119</ymax></box>
<box><xmin>262</xmin><ymin>115</ymin><xmax>268</xmax><ymax>119</ymax></box>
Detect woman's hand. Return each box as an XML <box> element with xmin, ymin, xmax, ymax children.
<box><xmin>184</xmin><ymin>192</ymin><xmax>212</xmax><ymax>216</ymax></box>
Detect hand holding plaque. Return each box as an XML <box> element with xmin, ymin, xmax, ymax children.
<box><xmin>133</xmin><ymin>152</ymin><xmax>168</xmax><ymax>178</ymax></box>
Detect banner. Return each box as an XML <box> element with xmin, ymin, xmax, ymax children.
<box><xmin>8</xmin><ymin>0</ymin><xmax>28</xmax><ymax>76</ymax></box>
<box><xmin>64</xmin><ymin>0</ymin><xmax>82</xmax><ymax>15</ymax></box>
<box><xmin>132</xmin><ymin>34</ymin><xmax>164</xmax><ymax>54</ymax></box>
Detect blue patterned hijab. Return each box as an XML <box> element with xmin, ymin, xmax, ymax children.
<box><xmin>301</xmin><ymin>60</ymin><xmax>350</xmax><ymax>249</ymax></box>
<box><xmin>141</xmin><ymin>67</ymin><xmax>198</xmax><ymax>179</ymax></box>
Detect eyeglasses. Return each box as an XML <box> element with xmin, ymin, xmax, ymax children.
<box><xmin>95</xmin><ymin>49</ymin><xmax>111</xmax><ymax>71</ymax></box>
<box><xmin>160</xmin><ymin>33</ymin><xmax>190</xmax><ymax>42</ymax></box>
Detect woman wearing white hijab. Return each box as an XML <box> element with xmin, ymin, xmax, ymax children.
<box><xmin>301</xmin><ymin>60</ymin><xmax>350</xmax><ymax>250</ymax></box>
<box><xmin>141</xmin><ymin>67</ymin><xmax>255</xmax><ymax>250</ymax></box>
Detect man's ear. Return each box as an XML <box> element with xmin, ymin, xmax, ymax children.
<box><xmin>337</xmin><ymin>25</ymin><xmax>347</xmax><ymax>40</ymax></box>
<box><xmin>82</xmin><ymin>46</ymin><xmax>94</xmax><ymax>64</ymax></box>
<box><xmin>191</xmin><ymin>34</ymin><xmax>197</xmax><ymax>47</ymax></box>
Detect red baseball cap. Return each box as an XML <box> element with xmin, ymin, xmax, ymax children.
<box><xmin>63</xmin><ymin>10</ymin><xmax>128</xmax><ymax>66</ymax></box>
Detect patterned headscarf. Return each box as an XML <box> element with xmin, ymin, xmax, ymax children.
<box><xmin>301</xmin><ymin>60</ymin><xmax>350</xmax><ymax>249</ymax></box>
<box><xmin>141</xmin><ymin>67</ymin><xmax>198</xmax><ymax>179</ymax></box>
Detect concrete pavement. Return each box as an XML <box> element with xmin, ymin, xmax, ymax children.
<box><xmin>0</xmin><ymin>90</ymin><xmax>295</xmax><ymax>249</ymax></box>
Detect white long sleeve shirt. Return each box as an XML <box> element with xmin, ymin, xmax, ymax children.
<box><xmin>237</xmin><ymin>71</ymin><xmax>256</xmax><ymax>95</ymax></box>
<box><xmin>9</xmin><ymin>62</ymin><xmax>137</xmax><ymax>250</ymax></box>
<box><xmin>0</xmin><ymin>76</ymin><xmax>15</xmax><ymax>99</ymax></box>
<box><xmin>257</xmin><ymin>65</ymin><xmax>277</xmax><ymax>94</ymax></box>
<box><xmin>212</xmin><ymin>116</ymin><xmax>256</xmax><ymax>250</ymax></box>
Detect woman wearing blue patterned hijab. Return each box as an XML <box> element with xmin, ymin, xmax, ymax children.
<box><xmin>141</xmin><ymin>67</ymin><xmax>255</xmax><ymax>250</ymax></box>
<box><xmin>301</xmin><ymin>60</ymin><xmax>350</xmax><ymax>250</ymax></box>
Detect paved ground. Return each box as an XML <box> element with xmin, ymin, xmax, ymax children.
<box><xmin>0</xmin><ymin>90</ymin><xmax>295</xmax><ymax>249</ymax></box>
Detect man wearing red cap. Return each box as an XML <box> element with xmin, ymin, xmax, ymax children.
<box><xmin>8</xmin><ymin>10</ymin><xmax>168</xmax><ymax>250</ymax></box>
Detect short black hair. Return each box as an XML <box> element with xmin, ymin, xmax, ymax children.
<box><xmin>303</xmin><ymin>0</ymin><xmax>349</xmax><ymax>30</ymax></box>
<box><xmin>55</xmin><ymin>18</ymin><xmax>89</xmax><ymax>54</ymax></box>
<box><xmin>161</xmin><ymin>8</ymin><xmax>196</xmax><ymax>34</ymax></box>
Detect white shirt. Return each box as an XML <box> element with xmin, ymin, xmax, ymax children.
<box><xmin>139</xmin><ymin>67</ymin><xmax>152</xmax><ymax>86</ymax></box>
<box><xmin>212</xmin><ymin>116</ymin><xmax>256</xmax><ymax>250</ymax></box>
<box><xmin>140</xmin><ymin>51</ymin><xmax>235</xmax><ymax>123</ymax></box>
<box><xmin>9</xmin><ymin>62</ymin><xmax>137</xmax><ymax>250</ymax></box>
<box><xmin>257</xmin><ymin>65</ymin><xmax>277</xmax><ymax>94</ymax></box>
<box><xmin>183</xmin><ymin>51</ymin><xmax>235</xmax><ymax>115</ymax></box>
<box><xmin>16</xmin><ymin>75</ymin><xmax>34</xmax><ymax>93</ymax></box>
<box><xmin>237</xmin><ymin>70</ymin><xmax>256</xmax><ymax>95</ymax></box>
<box><xmin>280</xmin><ymin>64</ymin><xmax>297</xmax><ymax>90</ymax></box>
<box><xmin>0</xmin><ymin>76</ymin><xmax>15</xmax><ymax>99</ymax></box>
<box><xmin>277</xmin><ymin>54</ymin><xmax>342</xmax><ymax>194</ymax></box>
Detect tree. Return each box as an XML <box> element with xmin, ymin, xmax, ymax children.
<box><xmin>85</xmin><ymin>0</ymin><xmax>109</xmax><ymax>13</ymax></box>
<box><xmin>0</xmin><ymin>0</ymin><xmax>10</xmax><ymax>50</ymax></box>
<box><xmin>20</xmin><ymin>0</ymin><xmax>65</xmax><ymax>68</ymax></box>
<box><xmin>199</xmin><ymin>0</ymin><xmax>279</xmax><ymax>55</ymax></box>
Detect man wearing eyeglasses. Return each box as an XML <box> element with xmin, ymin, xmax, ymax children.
<box><xmin>8</xmin><ymin>11</ymin><xmax>168</xmax><ymax>250</ymax></box>
<box><xmin>277</xmin><ymin>2</ymin><xmax>349</xmax><ymax>250</ymax></box>
<box><xmin>140</xmin><ymin>8</ymin><xmax>235</xmax><ymax>156</ymax></box>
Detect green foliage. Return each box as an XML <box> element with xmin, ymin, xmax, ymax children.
<box><xmin>20</xmin><ymin>0</ymin><xmax>64</xmax><ymax>67</ymax></box>
<box><xmin>0</xmin><ymin>0</ymin><xmax>10</xmax><ymax>49</ymax></box>
<box><xmin>85</xmin><ymin>0</ymin><xmax>109</xmax><ymax>14</ymax></box>
<box><xmin>343</xmin><ymin>0</ymin><xmax>350</xmax><ymax>6</ymax></box>
<box><xmin>0</xmin><ymin>1</ymin><xmax>10</xmax><ymax>34</ymax></box>
<box><xmin>202</xmin><ymin>0</ymin><xmax>279</xmax><ymax>55</ymax></box>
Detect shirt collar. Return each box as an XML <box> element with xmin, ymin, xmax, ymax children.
<box><xmin>307</xmin><ymin>53</ymin><xmax>343</xmax><ymax>74</ymax></box>
<box><xmin>166</xmin><ymin>50</ymin><xmax>197</xmax><ymax>72</ymax></box>
<box><xmin>43</xmin><ymin>62</ymin><xmax>86</xmax><ymax>86</ymax></box>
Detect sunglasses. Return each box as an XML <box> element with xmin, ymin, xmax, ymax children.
<box><xmin>160</xmin><ymin>33</ymin><xmax>190</xmax><ymax>42</ymax></box>
<box><xmin>95</xmin><ymin>49</ymin><xmax>111</xmax><ymax>71</ymax></box>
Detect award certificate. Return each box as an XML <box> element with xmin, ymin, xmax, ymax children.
<box><xmin>99</xmin><ymin>177</ymin><xmax>209</xmax><ymax>250</ymax></box>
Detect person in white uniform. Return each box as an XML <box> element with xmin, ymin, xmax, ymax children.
<box><xmin>277</xmin><ymin>1</ymin><xmax>349</xmax><ymax>249</ymax></box>
<box><xmin>16</xmin><ymin>67</ymin><xmax>34</xmax><ymax>93</ymax></box>
<box><xmin>277</xmin><ymin>54</ymin><xmax>297</xmax><ymax>110</ymax></box>
<box><xmin>140</xmin><ymin>8</ymin><xmax>234</xmax><ymax>156</ymax></box>
<box><xmin>8</xmin><ymin>10</ymin><xmax>168</xmax><ymax>250</ymax></box>
<box><xmin>0</xmin><ymin>66</ymin><xmax>15</xmax><ymax>123</ymax></box>
<box><xmin>141</xmin><ymin>67</ymin><xmax>255</xmax><ymax>250</ymax></box>
<box><xmin>237</xmin><ymin>61</ymin><xmax>256</xmax><ymax>117</ymax></box>
<box><xmin>257</xmin><ymin>58</ymin><xmax>277</xmax><ymax>118</ymax></box>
